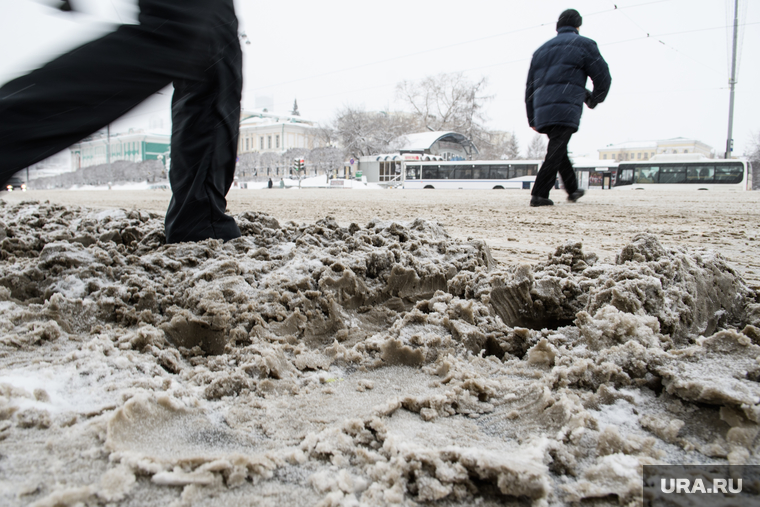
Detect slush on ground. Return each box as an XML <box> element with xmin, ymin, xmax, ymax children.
<box><xmin>1</xmin><ymin>189</ymin><xmax>759</xmax><ymax>506</ymax></box>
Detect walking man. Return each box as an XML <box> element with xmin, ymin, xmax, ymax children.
<box><xmin>525</xmin><ymin>9</ymin><xmax>611</xmax><ymax>207</ymax></box>
<box><xmin>0</xmin><ymin>0</ymin><xmax>243</xmax><ymax>243</ymax></box>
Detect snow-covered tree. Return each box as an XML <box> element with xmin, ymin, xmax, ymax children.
<box><xmin>328</xmin><ymin>106</ymin><xmax>417</xmax><ymax>159</ymax></box>
<box><xmin>747</xmin><ymin>132</ymin><xmax>760</xmax><ymax>190</ymax></box>
<box><xmin>504</xmin><ymin>132</ymin><xmax>521</xmax><ymax>159</ymax></box>
<box><xmin>291</xmin><ymin>99</ymin><xmax>300</xmax><ymax>117</ymax></box>
<box><xmin>475</xmin><ymin>131</ymin><xmax>521</xmax><ymax>160</ymax></box>
<box><xmin>526</xmin><ymin>133</ymin><xmax>547</xmax><ymax>160</ymax></box>
<box><xmin>395</xmin><ymin>72</ymin><xmax>492</xmax><ymax>150</ymax></box>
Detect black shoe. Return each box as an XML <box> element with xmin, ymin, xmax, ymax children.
<box><xmin>568</xmin><ymin>189</ymin><xmax>585</xmax><ymax>202</ymax></box>
<box><xmin>530</xmin><ymin>196</ymin><xmax>554</xmax><ymax>207</ymax></box>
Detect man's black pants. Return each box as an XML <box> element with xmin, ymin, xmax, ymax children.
<box><xmin>531</xmin><ymin>125</ymin><xmax>579</xmax><ymax>199</ymax></box>
<box><xmin>0</xmin><ymin>0</ymin><xmax>242</xmax><ymax>243</ymax></box>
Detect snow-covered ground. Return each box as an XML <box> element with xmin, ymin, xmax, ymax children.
<box><xmin>1</xmin><ymin>189</ymin><xmax>759</xmax><ymax>506</ymax></box>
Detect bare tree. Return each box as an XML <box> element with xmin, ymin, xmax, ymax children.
<box><xmin>504</xmin><ymin>132</ymin><xmax>521</xmax><ymax>160</ymax></box>
<box><xmin>237</xmin><ymin>152</ymin><xmax>260</xmax><ymax>178</ymax></box>
<box><xmin>395</xmin><ymin>72</ymin><xmax>492</xmax><ymax>150</ymax></box>
<box><xmin>475</xmin><ymin>131</ymin><xmax>521</xmax><ymax>160</ymax></box>
<box><xmin>27</xmin><ymin>160</ymin><xmax>164</xmax><ymax>189</ymax></box>
<box><xmin>329</xmin><ymin>106</ymin><xmax>417</xmax><ymax>159</ymax></box>
<box><xmin>308</xmin><ymin>146</ymin><xmax>344</xmax><ymax>176</ymax></box>
<box><xmin>526</xmin><ymin>133</ymin><xmax>547</xmax><ymax>160</ymax></box>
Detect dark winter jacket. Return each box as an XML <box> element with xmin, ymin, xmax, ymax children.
<box><xmin>526</xmin><ymin>27</ymin><xmax>611</xmax><ymax>133</ymax></box>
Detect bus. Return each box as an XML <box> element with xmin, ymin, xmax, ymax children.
<box><xmin>403</xmin><ymin>160</ymin><xmax>542</xmax><ymax>189</ymax></box>
<box><xmin>572</xmin><ymin>158</ymin><xmax>619</xmax><ymax>190</ymax></box>
<box><xmin>613</xmin><ymin>154</ymin><xmax>750</xmax><ymax>191</ymax></box>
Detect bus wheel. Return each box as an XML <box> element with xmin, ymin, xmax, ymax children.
<box><xmin>493</xmin><ymin>185</ymin><xmax>504</xmax><ymax>190</ymax></box>
<box><xmin>424</xmin><ymin>185</ymin><xmax>435</xmax><ymax>189</ymax></box>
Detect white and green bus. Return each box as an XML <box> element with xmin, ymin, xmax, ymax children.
<box><xmin>402</xmin><ymin>160</ymin><xmax>542</xmax><ymax>190</ymax></box>
<box><xmin>614</xmin><ymin>154</ymin><xmax>751</xmax><ymax>191</ymax></box>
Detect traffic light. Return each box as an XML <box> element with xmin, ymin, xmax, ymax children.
<box><xmin>294</xmin><ymin>158</ymin><xmax>305</xmax><ymax>172</ymax></box>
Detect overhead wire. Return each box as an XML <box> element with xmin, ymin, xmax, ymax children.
<box><xmin>251</xmin><ymin>0</ymin><xmax>678</xmax><ymax>92</ymax></box>
<box><xmin>121</xmin><ymin>18</ymin><xmax>760</xmax><ymax>121</ymax></box>
<box><xmin>117</xmin><ymin>1</ymin><xmax>758</xmax><ymax>123</ymax></box>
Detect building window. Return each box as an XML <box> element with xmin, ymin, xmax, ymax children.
<box><xmin>260</xmin><ymin>137</ymin><xmax>264</xmax><ymax>150</ymax></box>
<box><xmin>245</xmin><ymin>138</ymin><xmax>249</xmax><ymax>151</ymax></box>
<box><xmin>276</xmin><ymin>135</ymin><xmax>280</xmax><ymax>149</ymax></box>
<box><xmin>268</xmin><ymin>136</ymin><xmax>272</xmax><ymax>149</ymax></box>
<box><xmin>602</xmin><ymin>154</ymin><xmax>607</xmax><ymax>160</ymax></box>
<box><xmin>637</xmin><ymin>153</ymin><xmax>641</xmax><ymax>159</ymax></box>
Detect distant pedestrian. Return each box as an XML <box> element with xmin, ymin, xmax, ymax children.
<box><xmin>0</xmin><ymin>0</ymin><xmax>243</xmax><ymax>243</ymax></box>
<box><xmin>525</xmin><ymin>9</ymin><xmax>611</xmax><ymax>207</ymax></box>
<box><xmin>268</xmin><ymin>178</ymin><xmax>273</xmax><ymax>189</ymax></box>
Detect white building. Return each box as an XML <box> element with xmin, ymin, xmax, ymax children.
<box><xmin>598</xmin><ymin>138</ymin><xmax>714</xmax><ymax>162</ymax></box>
<box><xmin>238</xmin><ymin>110</ymin><xmax>321</xmax><ymax>154</ymax></box>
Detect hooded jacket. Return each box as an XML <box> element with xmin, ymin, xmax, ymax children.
<box><xmin>526</xmin><ymin>27</ymin><xmax>611</xmax><ymax>133</ymax></box>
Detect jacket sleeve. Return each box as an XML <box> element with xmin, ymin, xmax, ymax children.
<box><xmin>583</xmin><ymin>41</ymin><xmax>611</xmax><ymax>108</ymax></box>
<box><xmin>525</xmin><ymin>59</ymin><xmax>536</xmax><ymax>128</ymax></box>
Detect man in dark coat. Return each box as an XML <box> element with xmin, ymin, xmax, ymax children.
<box><xmin>525</xmin><ymin>9</ymin><xmax>611</xmax><ymax>207</ymax></box>
<box><xmin>0</xmin><ymin>0</ymin><xmax>242</xmax><ymax>243</ymax></box>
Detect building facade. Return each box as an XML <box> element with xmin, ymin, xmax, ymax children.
<box><xmin>70</xmin><ymin>130</ymin><xmax>170</xmax><ymax>170</ymax></box>
<box><xmin>238</xmin><ymin>110</ymin><xmax>321</xmax><ymax>154</ymax></box>
<box><xmin>598</xmin><ymin>138</ymin><xmax>714</xmax><ymax>162</ymax></box>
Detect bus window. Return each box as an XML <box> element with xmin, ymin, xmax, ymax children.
<box><xmin>406</xmin><ymin>165</ymin><xmax>421</xmax><ymax>180</ymax></box>
<box><xmin>659</xmin><ymin>166</ymin><xmax>686</xmax><ymax>184</ymax></box>
<box><xmin>617</xmin><ymin>169</ymin><xmax>633</xmax><ymax>184</ymax></box>
<box><xmin>490</xmin><ymin>165</ymin><xmax>509</xmax><ymax>179</ymax></box>
<box><xmin>512</xmin><ymin>166</ymin><xmax>528</xmax><ymax>178</ymax></box>
<box><xmin>635</xmin><ymin>166</ymin><xmax>659</xmax><ymax>183</ymax></box>
<box><xmin>715</xmin><ymin>164</ymin><xmax>743</xmax><ymax>184</ymax></box>
<box><xmin>452</xmin><ymin>166</ymin><xmax>472</xmax><ymax>179</ymax></box>
<box><xmin>422</xmin><ymin>166</ymin><xmax>440</xmax><ymax>179</ymax></box>
<box><xmin>472</xmin><ymin>167</ymin><xmax>488</xmax><ymax>179</ymax></box>
<box><xmin>687</xmin><ymin>165</ymin><xmax>713</xmax><ymax>183</ymax></box>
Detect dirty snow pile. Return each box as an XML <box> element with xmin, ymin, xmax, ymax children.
<box><xmin>1</xmin><ymin>200</ymin><xmax>760</xmax><ymax>507</ymax></box>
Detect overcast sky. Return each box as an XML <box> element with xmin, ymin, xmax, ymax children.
<box><xmin>0</xmin><ymin>0</ymin><xmax>758</xmax><ymax>158</ymax></box>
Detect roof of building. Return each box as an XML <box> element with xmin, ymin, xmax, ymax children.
<box><xmin>600</xmin><ymin>138</ymin><xmax>712</xmax><ymax>151</ymax></box>
<box><xmin>240</xmin><ymin>109</ymin><xmax>316</xmax><ymax>127</ymax></box>
<box><xmin>393</xmin><ymin>131</ymin><xmax>478</xmax><ymax>154</ymax></box>
<box><xmin>599</xmin><ymin>140</ymin><xmax>658</xmax><ymax>150</ymax></box>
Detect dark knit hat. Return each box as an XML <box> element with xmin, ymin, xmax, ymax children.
<box><xmin>556</xmin><ymin>9</ymin><xmax>582</xmax><ymax>30</ymax></box>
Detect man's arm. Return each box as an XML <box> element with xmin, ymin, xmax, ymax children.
<box><xmin>583</xmin><ymin>42</ymin><xmax>611</xmax><ymax>108</ymax></box>
<box><xmin>525</xmin><ymin>60</ymin><xmax>536</xmax><ymax>128</ymax></box>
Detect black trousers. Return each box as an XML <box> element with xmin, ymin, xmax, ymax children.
<box><xmin>0</xmin><ymin>0</ymin><xmax>242</xmax><ymax>244</ymax></box>
<box><xmin>531</xmin><ymin>125</ymin><xmax>579</xmax><ymax>199</ymax></box>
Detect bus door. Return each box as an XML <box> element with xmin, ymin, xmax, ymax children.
<box><xmin>602</xmin><ymin>173</ymin><xmax>611</xmax><ymax>189</ymax></box>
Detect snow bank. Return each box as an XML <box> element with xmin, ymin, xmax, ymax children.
<box><xmin>0</xmin><ymin>200</ymin><xmax>758</xmax><ymax>506</ymax></box>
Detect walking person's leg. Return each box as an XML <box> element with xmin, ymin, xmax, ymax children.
<box><xmin>553</xmin><ymin>129</ymin><xmax>579</xmax><ymax>197</ymax></box>
<box><xmin>0</xmin><ymin>0</ymin><xmax>217</xmax><ymax>187</ymax></box>
<box><xmin>531</xmin><ymin>126</ymin><xmax>571</xmax><ymax>204</ymax></box>
<box><xmin>164</xmin><ymin>0</ymin><xmax>242</xmax><ymax>244</ymax></box>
